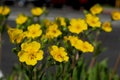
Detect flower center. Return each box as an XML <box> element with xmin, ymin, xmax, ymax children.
<box><xmin>29</xmin><ymin>53</ymin><xmax>36</xmax><ymax>60</ymax></box>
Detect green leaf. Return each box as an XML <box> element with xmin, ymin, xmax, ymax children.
<box><xmin>77</xmin><ymin>57</ymin><xmax>84</xmax><ymax>67</ymax></box>
<box><xmin>93</xmin><ymin>41</ymin><xmax>106</xmax><ymax>56</ymax></box>
<box><xmin>100</xmin><ymin>59</ymin><xmax>108</xmax><ymax>69</ymax></box>
<box><xmin>100</xmin><ymin>70</ymin><xmax>108</xmax><ymax>80</ymax></box>
<box><xmin>72</xmin><ymin>67</ymin><xmax>78</xmax><ymax>80</ymax></box>
<box><xmin>77</xmin><ymin>57</ymin><xmax>84</xmax><ymax>80</ymax></box>
<box><xmin>23</xmin><ymin>72</ymin><xmax>29</xmax><ymax>80</ymax></box>
<box><xmin>113</xmin><ymin>74</ymin><xmax>119</xmax><ymax>80</ymax></box>
<box><xmin>0</xmin><ymin>25</ymin><xmax>3</xmax><ymax>33</ymax></box>
<box><xmin>88</xmin><ymin>64</ymin><xmax>99</xmax><ymax>80</ymax></box>
<box><xmin>41</xmin><ymin>76</ymin><xmax>47</xmax><ymax>80</ymax></box>
<box><xmin>12</xmin><ymin>48</ymin><xmax>19</xmax><ymax>55</ymax></box>
<box><xmin>63</xmin><ymin>73</ymin><xmax>70</xmax><ymax>80</ymax></box>
<box><xmin>93</xmin><ymin>64</ymin><xmax>99</xmax><ymax>80</ymax></box>
<box><xmin>56</xmin><ymin>63</ymin><xmax>63</xmax><ymax>79</ymax></box>
<box><xmin>99</xmin><ymin>59</ymin><xmax>109</xmax><ymax>80</ymax></box>
<box><xmin>80</xmin><ymin>64</ymin><xmax>87</xmax><ymax>80</ymax></box>
<box><xmin>88</xmin><ymin>68</ymin><xmax>93</xmax><ymax>80</ymax></box>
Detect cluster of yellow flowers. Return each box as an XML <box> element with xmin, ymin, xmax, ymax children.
<box><xmin>7</xmin><ymin>4</ymin><xmax>117</xmax><ymax>66</ymax></box>
<box><xmin>65</xmin><ymin>36</ymin><xmax>94</xmax><ymax>53</ymax></box>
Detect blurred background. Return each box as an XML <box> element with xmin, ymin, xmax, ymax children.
<box><xmin>0</xmin><ymin>0</ymin><xmax>117</xmax><ymax>10</ymax></box>
<box><xmin>0</xmin><ymin>0</ymin><xmax>120</xmax><ymax>78</ymax></box>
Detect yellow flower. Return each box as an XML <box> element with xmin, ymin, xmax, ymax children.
<box><xmin>67</xmin><ymin>36</ymin><xmax>94</xmax><ymax>53</ymax></box>
<box><xmin>68</xmin><ymin>36</ymin><xmax>82</xmax><ymax>47</ymax></box>
<box><xmin>26</xmin><ymin>24</ymin><xmax>42</xmax><ymax>38</ymax></box>
<box><xmin>18</xmin><ymin>41</ymin><xmax>44</xmax><ymax>66</ymax></box>
<box><xmin>7</xmin><ymin>27</ymin><xmax>25</xmax><ymax>43</ymax></box>
<box><xmin>21</xmin><ymin>41</ymin><xmax>41</xmax><ymax>52</ymax></box>
<box><xmin>16</xmin><ymin>14</ymin><xmax>28</xmax><ymax>25</ymax></box>
<box><xmin>43</xmin><ymin>19</ymin><xmax>53</xmax><ymax>27</ymax></box>
<box><xmin>0</xmin><ymin>6</ymin><xmax>10</xmax><ymax>16</ymax></box>
<box><xmin>78</xmin><ymin>41</ymin><xmax>94</xmax><ymax>53</ymax></box>
<box><xmin>86</xmin><ymin>14</ymin><xmax>101</xmax><ymax>28</ymax></box>
<box><xmin>68</xmin><ymin>18</ymin><xmax>88</xmax><ymax>34</ymax></box>
<box><xmin>45</xmin><ymin>24</ymin><xmax>62</xmax><ymax>39</ymax></box>
<box><xmin>68</xmin><ymin>36</ymin><xmax>85</xmax><ymax>51</ymax></box>
<box><xmin>90</xmin><ymin>4</ymin><xmax>103</xmax><ymax>15</ymax></box>
<box><xmin>111</xmin><ymin>11</ymin><xmax>120</xmax><ymax>20</ymax></box>
<box><xmin>56</xmin><ymin>17</ymin><xmax>66</xmax><ymax>26</ymax></box>
<box><xmin>18</xmin><ymin>50</ymin><xmax>43</xmax><ymax>66</ymax></box>
<box><xmin>50</xmin><ymin>45</ymin><xmax>69</xmax><ymax>62</ymax></box>
<box><xmin>74</xmin><ymin>40</ymin><xmax>83</xmax><ymax>50</ymax></box>
<box><xmin>2</xmin><ymin>6</ymin><xmax>10</xmax><ymax>16</ymax></box>
<box><xmin>31</xmin><ymin>7</ymin><xmax>43</xmax><ymax>16</ymax></box>
<box><xmin>102</xmin><ymin>21</ymin><xmax>112</xmax><ymax>32</ymax></box>
<box><xmin>0</xmin><ymin>6</ymin><xmax>3</xmax><ymax>14</ymax></box>
<box><xmin>64</xmin><ymin>36</ymin><xmax>69</xmax><ymax>41</ymax></box>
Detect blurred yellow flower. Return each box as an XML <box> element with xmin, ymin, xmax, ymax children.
<box><xmin>7</xmin><ymin>27</ymin><xmax>25</xmax><ymax>43</ymax></box>
<box><xmin>90</xmin><ymin>4</ymin><xmax>103</xmax><ymax>15</ymax></box>
<box><xmin>78</xmin><ymin>41</ymin><xmax>94</xmax><ymax>53</ymax></box>
<box><xmin>67</xmin><ymin>36</ymin><xmax>94</xmax><ymax>53</ymax></box>
<box><xmin>26</xmin><ymin>24</ymin><xmax>42</xmax><ymax>38</ymax></box>
<box><xmin>68</xmin><ymin>18</ymin><xmax>88</xmax><ymax>34</ymax></box>
<box><xmin>21</xmin><ymin>41</ymin><xmax>41</xmax><ymax>52</ymax></box>
<box><xmin>50</xmin><ymin>45</ymin><xmax>69</xmax><ymax>62</ymax></box>
<box><xmin>31</xmin><ymin>7</ymin><xmax>43</xmax><ymax>16</ymax></box>
<box><xmin>86</xmin><ymin>14</ymin><xmax>101</xmax><ymax>28</ymax></box>
<box><xmin>102</xmin><ymin>21</ymin><xmax>112</xmax><ymax>32</ymax></box>
<box><xmin>16</xmin><ymin>14</ymin><xmax>28</xmax><ymax>25</ymax></box>
<box><xmin>18</xmin><ymin>41</ymin><xmax>44</xmax><ymax>65</ymax></box>
<box><xmin>111</xmin><ymin>11</ymin><xmax>120</xmax><ymax>20</ymax></box>
<box><xmin>68</xmin><ymin>36</ymin><xmax>82</xmax><ymax>47</ymax></box>
<box><xmin>43</xmin><ymin>19</ymin><xmax>53</xmax><ymax>27</ymax></box>
<box><xmin>45</xmin><ymin>24</ymin><xmax>62</xmax><ymax>39</ymax></box>
<box><xmin>0</xmin><ymin>6</ymin><xmax>10</xmax><ymax>16</ymax></box>
<box><xmin>0</xmin><ymin>6</ymin><xmax>3</xmax><ymax>14</ymax></box>
<box><xmin>56</xmin><ymin>17</ymin><xmax>66</xmax><ymax>26</ymax></box>
<box><xmin>64</xmin><ymin>36</ymin><xmax>69</xmax><ymax>41</ymax></box>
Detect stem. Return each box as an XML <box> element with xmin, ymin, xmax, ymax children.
<box><xmin>89</xmin><ymin>30</ymin><xmax>100</xmax><ymax>68</ymax></box>
<box><xmin>39</xmin><ymin>60</ymin><xmax>52</xmax><ymax>80</ymax></box>
<box><xmin>95</xmin><ymin>30</ymin><xmax>100</xmax><ymax>41</ymax></box>
<box><xmin>0</xmin><ymin>33</ymin><xmax>2</xmax><ymax>69</ymax></box>
<box><xmin>109</xmin><ymin>53</ymin><xmax>120</xmax><ymax>80</ymax></box>
<box><xmin>89</xmin><ymin>57</ymin><xmax>96</xmax><ymax>68</ymax></box>
<box><xmin>0</xmin><ymin>15</ymin><xmax>7</xmax><ymax>70</ymax></box>
<box><xmin>18</xmin><ymin>72</ymin><xmax>22</xmax><ymax>80</ymax></box>
<box><xmin>71</xmin><ymin>55</ymin><xmax>75</xmax><ymax>69</ymax></box>
<box><xmin>69</xmin><ymin>77</ymin><xmax>72</xmax><ymax>80</ymax></box>
<box><xmin>33</xmin><ymin>68</ymin><xmax>37</xmax><ymax>80</ymax></box>
<box><xmin>26</xmin><ymin>66</ymin><xmax>34</xmax><ymax>80</ymax></box>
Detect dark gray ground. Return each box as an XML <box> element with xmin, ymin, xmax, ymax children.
<box><xmin>0</xmin><ymin>6</ymin><xmax>120</xmax><ymax>77</ymax></box>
